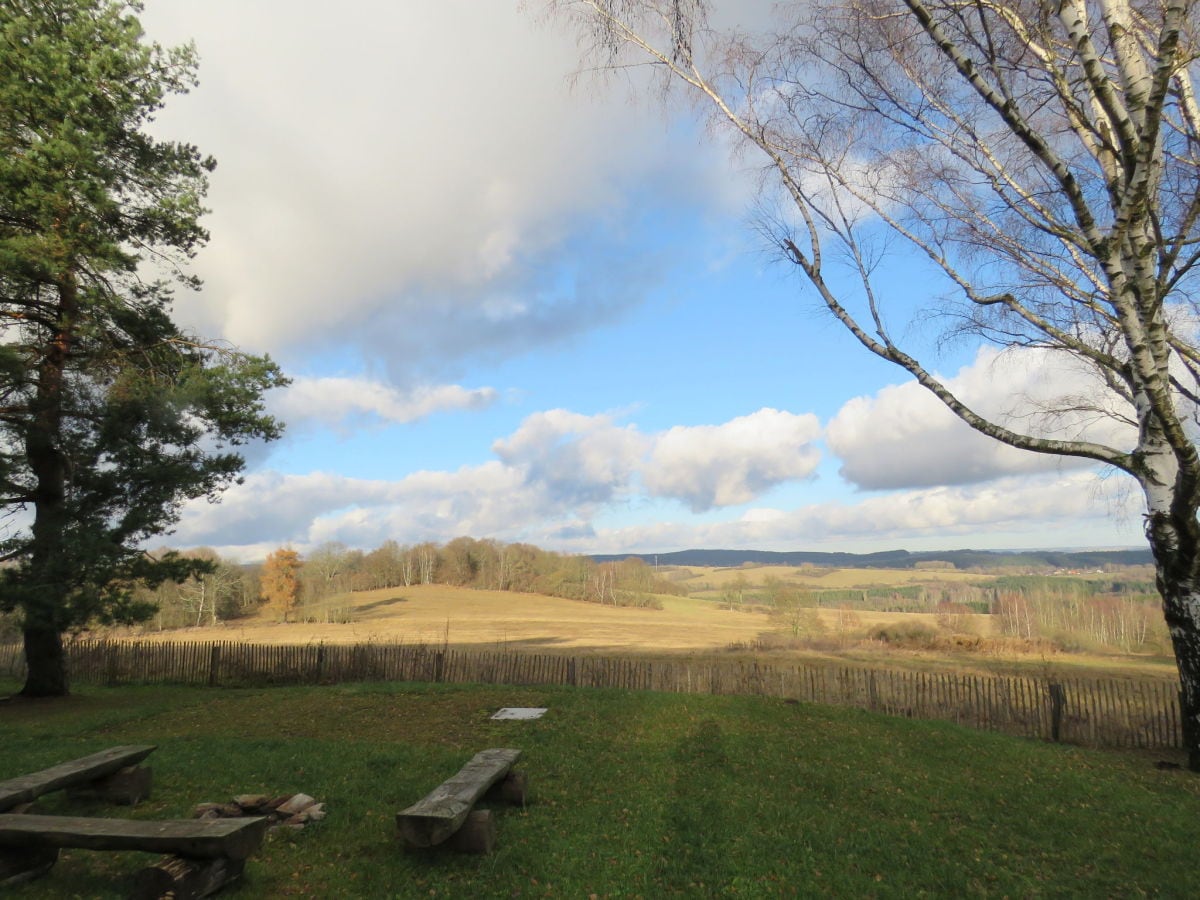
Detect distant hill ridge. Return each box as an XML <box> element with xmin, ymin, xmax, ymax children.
<box><xmin>589</xmin><ymin>547</ymin><xmax>1153</xmax><ymax>569</ymax></box>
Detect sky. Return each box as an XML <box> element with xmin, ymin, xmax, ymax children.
<box><xmin>132</xmin><ymin>0</ymin><xmax>1147</xmax><ymax>562</ymax></box>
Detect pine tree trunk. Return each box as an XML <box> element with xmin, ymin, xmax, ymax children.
<box><xmin>20</xmin><ymin>626</ymin><xmax>68</xmax><ymax>697</ymax></box>
<box><xmin>18</xmin><ymin>274</ymin><xmax>77</xmax><ymax>698</ymax></box>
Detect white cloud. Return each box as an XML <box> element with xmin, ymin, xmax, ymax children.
<box><xmin>492</xmin><ymin>410</ymin><xmax>650</xmax><ymax>507</ymax></box>
<box><xmin>173</xmin><ymin>406</ymin><xmax>828</xmax><ymax>555</ymax></box>
<box><xmin>490</xmin><ymin>407</ymin><xmax>822</xmax><ymax>512</ymax></box>
<box><xmin>304</xmin><ymin>462</ymin><xmax>539</xmax><ymax>548</ymax></box>
<box><xmin>174</xmin><ymin>410</ymin><xmax>657</xmax><ymax>555</ymax></box>
<box><xmin>556</xmin><ymin>471</ymin><xmax>1141</xmax><ymax>555</ymax></box>
<box><xmin>172</xmin><ymin>463</ymin><xmax>540</xmax><ymax>555</ymax></box>
<box><xmin>137</xmin><ymin>1</ymin><xmax>748</xmax><ymax>374</ymax></box>
<box><xmin>826</xmin><ymin>347</ymin><xmax>1137</xmax><ymax>490</ymax></box>
<box><xmin>642</xmin><ymin>408</ymin><xmax>821</xmax><ymax>510</ymax></box>
<box><xmin>171</xmin><ymin>396</ymin><xmax>1146</xmax><ymax>562</ymax></box>
<box><xmin>183</xmin><ymin>465</ymin><xmax>1141</xmax><ymax>562</ymax></box>
<box><xmin>172</xmin><ymin>471</ymin><xmax>376</xmax><ymax>549</ymax></box>
<box><xmin>273</xmin><ymin>377</ymin><xmax>497</xmax><ymax>428</ymax></box>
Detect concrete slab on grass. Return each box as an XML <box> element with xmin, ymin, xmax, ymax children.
<box><xmin>491</xmin><ymin>708</ymin><xmax>548</xmax><ymax>721</ymax></box>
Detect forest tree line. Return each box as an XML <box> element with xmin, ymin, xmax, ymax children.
<box><xmin>131</xmin><ymin>538</ymin><xmax>688</xmax><ymax>630</ymax></box>
<box><xmin>733</xmin><ymin>574</ymin><xmax>1168</xmax><ymax>655</ymax></box>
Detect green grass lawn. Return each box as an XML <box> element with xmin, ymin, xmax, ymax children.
<box><xmin>1</xmin><ymin>678</ymin><xmax>1197</xmax><ymax>898</ymax></box>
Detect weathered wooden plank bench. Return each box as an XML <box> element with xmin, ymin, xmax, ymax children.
<box><xmin>0</xmin><ymin>745</ymin><xmax>156</xmax><ymax>812</ymax></box>
<box><xmin>0</xmin><ymin>812</ymin><xmax>270</xmax><ymax>898</ymax></box>
<box><xmin>396</xmin><ymin>747</ymin><xmax>526</xmax><ymax>853</ymax></box>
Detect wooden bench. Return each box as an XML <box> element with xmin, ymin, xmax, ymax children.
<box><xmin>396</xmin><ymin>748</ymin><xmax>525</xmax><ymax>853</ymax></box>
<box><xmin>0</xmin><ymin>745</ymin><xmax>156</xmax><ymax>811</ymax></box>
<box><xmin>0</xmin><ymin>813</ymin><xmax>270</xmax><ymax>898</ymax></box>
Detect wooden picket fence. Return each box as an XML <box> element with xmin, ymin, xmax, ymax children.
<box><xmin>0</xmin><ymin>639</ymin><xmax>1182</xmax><ymax>750</ymax></box>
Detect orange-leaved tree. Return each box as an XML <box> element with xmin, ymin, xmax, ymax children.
<box><xmin>261</xmin><ymin>549</ymin><xmax>302</xmax><ymax>623</ymax></box>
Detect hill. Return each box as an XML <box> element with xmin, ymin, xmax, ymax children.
<box><xmin>591</xmin><ymin>547</ymin><xmax>1154</xmax><ymax>570</ymax></box>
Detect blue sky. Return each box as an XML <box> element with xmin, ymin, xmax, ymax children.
<box><xmin>137</xmin><ymin>1</ymin><xmax>1146</xmax><ymax>562</ymax></box>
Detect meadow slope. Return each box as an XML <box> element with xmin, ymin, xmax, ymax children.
<box><xmin>117</xmin><ymin>580</ymin><xmax>1183</xmax><ymax>680</ymax></box>
<box><xmin>137</xmin><ymin>585</ymin><xmax>784</xmax><ymax>653</ymax></box>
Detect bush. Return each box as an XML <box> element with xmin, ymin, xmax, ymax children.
<box><xmin>870</xmin><ymin>622</ymin><xmax>940</xmax><ymax>649</ymax></box>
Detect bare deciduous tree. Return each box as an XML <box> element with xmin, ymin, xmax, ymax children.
<box><xmin>177</xmin><ymin>549</ymin><xmax>242</xmax><ymax>627</ymax></box>
<box><xmin>363</xmin><ymin>540</ymin><xmax>408</xmax><ymax>589</ymax></box>
<box><xmin>414</xmin><ymin>542</ymin><xmax>439</xmax><ymax>585</ymax></box>
<box><xmin>549</xmin><ymin>0</ymin><xmax>1200</xmax><ymax>765</ymax></box>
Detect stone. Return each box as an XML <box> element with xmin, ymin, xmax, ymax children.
<box><xmin>275</xmin><ymin>794</ymin><xmax>315</xmax><ymax>816</ymax></box>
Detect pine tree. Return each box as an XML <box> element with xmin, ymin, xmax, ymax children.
<box><xmin>0</xmin><ymin>0</ymin><xmax>287</xmax><ymax>695</ymax></box>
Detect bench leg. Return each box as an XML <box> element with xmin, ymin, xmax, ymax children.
<box><xmin>0</xmin><ymin>846</ymin><xmax>58</xmax><ymax>887</ymax></box>
<box><xmin>67</xmin><ymin>764</ymin><xmax>153</xmax><ymax>806</ymax></box>
<box><xmin>485</xmin><ymin>769</ymin><xmax>528</xmax><ymax>805</ymax></box>
<box><xmin>445</xmin><ymin>809</ymin><xmax>497</xmax><ymax>854</ymax></box>
<box><xmin>131</xmin><ymin>855</ymin><xmax>245</xmax><ymax>900</ymax></box>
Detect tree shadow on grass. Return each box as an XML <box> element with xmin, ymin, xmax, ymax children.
<box><xmin>658</xmin><ymin>719</ymin><xmax>735</xmax><ymax>895</ymax></box>
<box><xmin>355</xmin><ymin>596</ymin><xmax>409</xmax><ymax>614</ymax></box>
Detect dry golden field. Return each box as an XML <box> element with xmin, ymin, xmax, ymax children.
<box><xmin>666</xmin><ymin>564</ymin><xmax>990</xmax><ymax>590</ymax></box>
<box><xmin>123</xmin><ymin>577</ymin><xmax>1180</xmax><ymax>680</ymax></box>
<box><xmin>138</xmin><ymin>585</ymin><xmax>774</xmax><ymax>654</ymax></box>
<box><xmin>134</xmin><ymin>582</ymin><xmax>986</xmax><ymax>655</ymax></box>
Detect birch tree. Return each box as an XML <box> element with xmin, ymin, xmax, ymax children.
<box><xmin>549</xmin><ymin>0</ymin><xmax>1200</xmax><ymax>766</ymax></box>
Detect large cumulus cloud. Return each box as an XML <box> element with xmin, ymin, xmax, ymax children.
<box><xmin>174</xmin><ymin>406</ymin><xmax>827</xmax><ymax>555</ymax></box>
<box><xmin>139</xmin><ymin>1</ymin><xmax>749</xmax><ymax>379</ymax></box>
<box><xmin>492</xmin><ymin>410</ymin><xmax>649</xmax><ymax>507</ymax></box>
<box><xmin>826</xmin><ymin>347</ymin><xmax>1137</xmax><ymax>490</ymax></box>
<box><xmin>642</xmin><ymin>409</ymin><xmax>821</xmax><ymax>510</ymax></box>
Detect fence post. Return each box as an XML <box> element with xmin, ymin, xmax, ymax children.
<box><xmin>207</xmin><ymin>643</ymin><xmax>221</xmax><ymax>688</ymax></box>
<box><xmin>104</xmin><ymin>641</ymin><xmax>119</xmax><ymax>687</ymax></box>
<box><xmin>1049</xmin><ymin>682</ymin><xmax>1066</xmax><ymax>742</ymax></box>
<box><xmin>314</xmin><ymin>644</ymin><xmax>325</xmax><ymax>684</ymax></box>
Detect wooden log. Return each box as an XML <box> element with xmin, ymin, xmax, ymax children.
<box><xmin>0</xmin><ymin>846</ymin><xmax>58</xmax><ymax>886</ymax></box>
<box><xmin>0</xmin><ymin>814</ymin><xmax>270</xmax><ymax>860</ymax></box>
<box><xmin>131</xmin><ymin>854</ymin><xmax>246</xmax><ymax>900</ymax></box>
<box><xmin>396</xmin><ymin>748</ymin><xmax>522</xmax><ymax>848</ymax></box>
<box><xmin>66</xmin><ymin>765</ymin><xmax>152</xmax><ymax>806</ymax></box>
<box><xmin>0</xmin><ymin>745</ymin><xmax>156</xmax><ymax>811</ymax></box>
<box><xmin>444</xmin><ymin>810</ymin><xmax>496</xmax><ymax>854</ymax></box>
